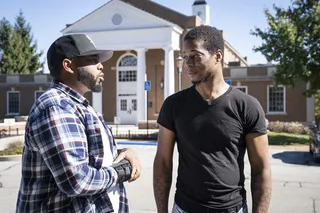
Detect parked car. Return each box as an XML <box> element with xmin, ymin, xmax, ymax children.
<box><xmin>309</xmin><ymin>119</ymin><xmax>320</xmax><ymax>162</ymax></box>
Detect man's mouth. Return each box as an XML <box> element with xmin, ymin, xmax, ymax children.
<box><xmin>98</xmin><ymin>73</ymin><xmax>104</xmax><ymax>83</ymax></box>
<box><xmin>187</xmin><ymin>72</ymin><xmax>196</xmax><ymax>76</ymax></box>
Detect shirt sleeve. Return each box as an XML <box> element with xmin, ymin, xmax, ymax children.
<box><xmin>157</xmin><ymin>96</ymin><xmax>177</xmax><ymax>133</ymax></box>
<box><xmin>244</xmin><ymin>97</ymin><xmax>268</xmax><ymax>135</ymax></box>
<box><xmin>29</xmin><ymin>105</ymin><xmax>118</xmax><ymax>197</ymax></box>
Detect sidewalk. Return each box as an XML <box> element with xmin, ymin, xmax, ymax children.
<box><xmin>1</xmin><ymin>144</ymin><xmax>320</xmax><ymax>213</ymax></box>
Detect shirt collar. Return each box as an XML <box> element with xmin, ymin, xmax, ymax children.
<box><xmin>50</xmin><ymin>79</ymin><xmax>90</xmax><ymax>106</ymax></box>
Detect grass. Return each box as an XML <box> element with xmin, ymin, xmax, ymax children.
<box><xmin>268</xmin><ymin>131</ymin><xmax>310</xmax><ymax>146</ymax></box>
<box><xmin>0</xmin><ymin>132</ymin><xmax>310</xmax><ymax>156</ymax></box>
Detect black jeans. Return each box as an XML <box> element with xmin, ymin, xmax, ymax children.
<box><xmin>172</xmin><ymin>202</ymin><xmax>248</xmax><ymax>213</ymax></box>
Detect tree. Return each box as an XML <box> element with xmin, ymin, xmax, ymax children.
<box><xmin>14</xmin><ymin>10</ymin><xmax>44</xmax><ymax>74</ymax></box>
<box><xmin>251</xmin><ymin>0</ymin><xmax>320</xmax><ymax>96</ymax></box>
<box><xmin>0</xmin><ymin>23</ymin><xmax>24</xmax><ymax>74</ymax></box>
<box><xmin>0</xmin><ymin>10</ymin><xmax>44</xmax><ymax>74</ymax></box>
<box><xmin>316</xmin><ymin>93</ymin><xmax>320</xmax><ymax>120</ymax></box>
<box><xmin>0</xmin><ymin>17</ymin><xmax>17</xmax><ymax>74</ymax></box>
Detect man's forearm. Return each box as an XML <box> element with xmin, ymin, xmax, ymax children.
<box><xmin>251</xmin><ymin>169</ymin><xmax>272</xmax><ymax>213</ymax></box>
<box><xmin>153</xmin><ymin>161</ymin><xmax>172</xmax><ymax>213</ymax></box>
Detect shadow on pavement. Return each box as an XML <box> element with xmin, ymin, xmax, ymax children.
<box><xmin>272</xmin><ymin>151</ymin><xmax>320</xmax><ymax>167</ymax></box>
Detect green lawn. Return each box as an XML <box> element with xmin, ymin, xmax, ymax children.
<box><xmin>268</xmin><ymin>131</ymin><xmax>310</xmax><ymax>145</ymax></box>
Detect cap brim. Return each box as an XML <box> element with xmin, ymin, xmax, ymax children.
<box><xmin>80</xmin><ymin>50</ymin><xmax>113</xmax><ymax>63</ymax></box>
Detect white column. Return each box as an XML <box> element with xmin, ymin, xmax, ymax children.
<box><xmin>92</xmin><ymin>92</ymin><xmax>102</xmax><ymax>113</ymax></box>
<box><xmin>306</xmin><ymin>83</ymin><xmax>315</xmax><ymax>123</ymax></box>
<box><xmin>163</xmin><ymin>46</ymin><xmax>175</xmax><ymax>99</ymax></box>
<box><xmin>136</xmin><ymin>48</ymin><xmax>147</xmax><ymax>124</ymax></box>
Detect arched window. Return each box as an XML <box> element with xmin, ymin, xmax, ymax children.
<box><xmin>118</xmin><ymin>55</ymin><xmax>137</xmax><ymax>82</ymax></box>
<box><xmin>119</xmin><ymin>55</ymin><xmax>137</xmax><ymax>67</ymax></box>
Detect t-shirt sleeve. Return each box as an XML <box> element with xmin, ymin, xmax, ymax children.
<box><xmin>157</xmin><ymin>96</ymin><xmax>177</xmax><ymax>133</ymax></box>
<box><xmin>244</xmin><ymin>96</ymin><xmax>268</xmax><ymax>135</ymax></box>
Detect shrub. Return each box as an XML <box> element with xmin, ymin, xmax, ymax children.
<box><xmin>265</xmin><ymin>118</ymin><xmax>269</xmax><ymax>128</ymax></box>
<box><xmin>267</xmin><ymin>121</ymin><xmax>311</xmax><ymax>135</ymax></box>
<box><xmin>0</xmin><ymin>140</ymin><xmax>24</xmax><ymax>155</ymax></box>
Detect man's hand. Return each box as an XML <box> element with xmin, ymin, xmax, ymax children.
<box><xmin>113</xmin><ymin>148</ymin><xmax>141</xmax><ymax>182</ymax></box>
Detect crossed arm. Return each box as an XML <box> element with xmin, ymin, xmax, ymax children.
<box><xmin>246</xmin><ymin>133</ymin><xmax>272</xmax><ymax>213</ymax></box>
<box><xmin>31</xmin><ymin>105</ymin><xmax>119</xmax><ymax>196</ymax></box>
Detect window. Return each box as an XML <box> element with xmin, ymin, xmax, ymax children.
<box><xmin>267</xmin><ymin>85</ymin><xmax>286</xmax><ymax>113</ymax></box>
<box><xmin>120</xmin><ymin>99</ymin><xmax>127</xmax><ymax>111</ymax></box>
<box><xmin>117</xmin><ymin>55</ymin><xmax>137</xmax><ymax>82</ymax></box>
<box><xmin>118</xmin><ymin>70</ymin><xmax>137</xmax><ymax>82</ymax></box>
<box><xmin>35</xmin><ymin>91</ymin><xmax>44</xmax><ymax>101</ymax></box>
<box><xmin>132</xmin><ymin>99</ymin><xmax>137</xmax><ymax>111</ymax></box>
<box><xmin>7</xmin><ymin>91</ymin><xmax>20</xmax><ymax>115</ymax></box>
<box><xmin>235</xmin><ymin>86</ymin><xmax>247</xmax><ymax>93</ymax></box>
<box><xmin>119</xmin><ymin>55</ymin><xmax>137</xmax><ymax>67</ymax></box>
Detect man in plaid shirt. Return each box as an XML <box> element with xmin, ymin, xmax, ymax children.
<box><xmin>16</xmin><ymin>34</ymin><xmax>141</xmax><ymax>213</ymax></box>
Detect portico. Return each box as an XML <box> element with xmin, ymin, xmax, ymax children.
<box><xmin>61</xmin><ymin>0</ymin><xmax>183</xmax><ymax>124</ymax></box>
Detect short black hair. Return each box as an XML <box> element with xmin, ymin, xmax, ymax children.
<box><xmin>184</xmin><ymin>25</ymin><xmax>224</xmax><ymax>54</ymax></box>
<box><xmin>47</xmin><ymin>56</ymin><xmax>64</xmax><ymax>79</ymax></box>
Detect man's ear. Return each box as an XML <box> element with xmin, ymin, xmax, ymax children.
<box><xmin>215</xmin><ymin>49</ymin><xmax>223</xmax><ymax>63</ymax></box>
<box><xmin>62</xmin><ymin>59</ymin><xmax>74</xmax><ymax>74</ymax></box>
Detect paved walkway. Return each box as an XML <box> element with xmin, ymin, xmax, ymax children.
<box><xmin>0</xmin><ymin>143</ymin><xmax>320</xmax><ymax>213</ymax></box>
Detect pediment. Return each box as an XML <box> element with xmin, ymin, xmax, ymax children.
<box><xmin>62</xmin><ymin>0</ymin><xmax>177</xmax><ymax>34</ymax></box>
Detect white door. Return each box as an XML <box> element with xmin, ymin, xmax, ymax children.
<box><xmin>117</xmin><ymin>54</ymin><xmax>138</xmax><ymax>125</ymax></box>
<box><xmin>118</xmin><ymin>96</ymin><xmax>137</xmax><ymax>124</ymax></box>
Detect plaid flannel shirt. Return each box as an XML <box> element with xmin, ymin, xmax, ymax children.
<box><xmin>16</xmin><ymin>80</ymin><xmax>128</xmax><ymax>213</ymax></box>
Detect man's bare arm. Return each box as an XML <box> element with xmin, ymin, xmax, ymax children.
<box><xmin>246</xmin><ymin>133</ymin><xmax>272</xmax><ymax>213</ymax></box>
<box><xmin>153</xmin><ymin>125</ymin><xmax>176</xmax><ymax>213</ymax></box>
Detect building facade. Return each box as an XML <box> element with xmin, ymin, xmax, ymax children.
<box><xmin>0</xmin><ymin>65</ymin><xmax>315</xmax><ymax>125</ymax></box>
<box><xmin>59</xmin><ymin>0</ymin><xmax>249</xmax><ymax>124</ymax></box>
<box><xmin>0</xmin><ymin>0</ymin><xmax>315</xmax><ymax>125</ymax></box>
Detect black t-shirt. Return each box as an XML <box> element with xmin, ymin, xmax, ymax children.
<box><xmin>157</xmin><ymin>85</ymin><xmax>267</xmax><ymax>211</ymax></box>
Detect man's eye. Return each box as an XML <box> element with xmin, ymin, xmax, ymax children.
<box><xmin>89</xmin><ymin>58</ymin><xmax>99</xmax><ymax>64</ymax></box>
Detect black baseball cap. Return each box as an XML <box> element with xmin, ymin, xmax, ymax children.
<box><xmin>47</xmin><ymin>34</ymin><xmax>113</xmax><ymax>72</ymax></box>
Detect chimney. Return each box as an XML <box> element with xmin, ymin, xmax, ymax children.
<box><xmin>192</xmin><ymin>0</ymin><xmax>210</xmax><ymax>25</ymax></box>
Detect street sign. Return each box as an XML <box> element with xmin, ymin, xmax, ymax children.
<box><xmin>114</xmin><ymin>116</ymin><xmax>121</xmax><ymax>125</ymax></box>
<box><xmin>144</xmin><ymin>81</ymin><xmax>151</xmax><ymax>91</ymax></box>
<box><xmin>225</xmin><ymin>79</ymin><xmax>231</xmax><ymax>85</ymax></box>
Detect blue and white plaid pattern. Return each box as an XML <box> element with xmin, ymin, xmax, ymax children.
<box><xmin>16</xmin><ymin>80</ymin><xmax>128</xmax><ymax>213</ymax></box>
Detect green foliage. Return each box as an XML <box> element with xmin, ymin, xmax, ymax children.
<box><xmin>267</xmin><ymin>121</ymin><xmax>311</xmax><ymax>135</ymax></box>
<box><xmin>268</xmin><ymin>132</ymin><xmax>310</xmax><ymax>145</ymax></box>
<box><xmin>315</xmin><ymin>92</ymin><xmax>320</xmax><ymax>120</ymax></box>
<box><xmin>0</xmin><ymin>140</ymin><xmax>23</xmax><ymax>155</ymax></box>
<box><xmin>0</xmin><ymin>10</ymin><xmax>44</xmax><ymax>74</ymax></box>
<box><xmin>251</xmin><ymin>1</ymin><xmax>320</xmax><ymax>96</ymax></box>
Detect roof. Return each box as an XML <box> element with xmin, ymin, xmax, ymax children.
<box><xmin>61</xmin><ymin>0</ymin><xmax>248</xmax><ymax>65</ymax></box>
<box><xmin>193</xmin><ymin>0</ymin><xmax>207</xmax><ymax>5</ymax></box>
<box><xmin>62</xmin><ymin>0</ymin><xmax>199</xmax><ymax>31</ymax></box>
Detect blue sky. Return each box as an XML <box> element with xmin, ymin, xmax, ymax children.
<box><xmin>0</xmin><ymin>0</ymin><xmax>292</xmax><ymax>73</ymax></box>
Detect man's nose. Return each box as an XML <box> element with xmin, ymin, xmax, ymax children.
<box><xmin>186</xmin><ymin>59</ymin><xmax>194</xmax><ymax>67</ymax></box>
<box><xmin>97</xmin><ymin>63</ymin><xmax>104</xmax><ymax>70</ymax></box>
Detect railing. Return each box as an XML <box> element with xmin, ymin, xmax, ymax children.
<box><xmin>109</xmin><ymin>127</ymin><xmax>158</xmax><ymax>140</ymax></box>
<box><xmin>0</xmin><ymin>124</ymin><xmax>159</xmax><ymax>141</ymax></box>
<box><xmin>0</xmin><ymin>127</ymin><xmax>22</xmax><ymax>139</ymax></box>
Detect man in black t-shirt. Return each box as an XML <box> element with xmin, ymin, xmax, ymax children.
<box><xmin>153</xmin><ymin>26</ymin><xmax>272</xmax><ymax>213</ymax></box>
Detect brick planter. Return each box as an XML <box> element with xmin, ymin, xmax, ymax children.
<box><xmin>0</xmin><ymin>155</ymin><xmax>22</xmax><ymax>162</ymax></box>
<box><xmin>138</xmin><ymin>120</ymin><xmax>159</xmax><ymax>129</ymax></box>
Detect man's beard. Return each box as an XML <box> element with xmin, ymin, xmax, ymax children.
<box><xmin>191</xmin><ymin>72</ymin><xmax>212</xmax><ymax>85</ymax></box>
<box><xmin>77</xmin><ymin>67</ymin><xmax>102</xmax><ymax>93</ymax></box>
